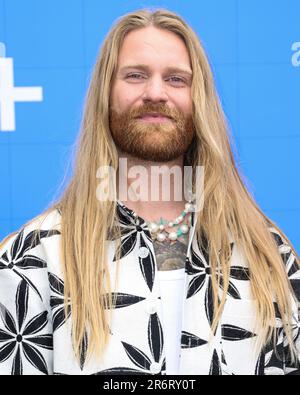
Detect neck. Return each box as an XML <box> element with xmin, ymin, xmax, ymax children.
<box><xmin>116</xmin><ymin>150</ymin><xmax>188</xmax><ymax>223</ymax></box>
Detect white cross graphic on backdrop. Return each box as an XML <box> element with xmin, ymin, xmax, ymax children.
<box><xmin>0</xmin><ymin>43</ymin><xmax>43</xmax><ymax>131</ymax></box>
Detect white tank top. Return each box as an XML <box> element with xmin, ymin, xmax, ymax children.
<box><xmin>157</xmin><ymin>268</ymin><xmax>186</xmax><ymax>375</ymax></box>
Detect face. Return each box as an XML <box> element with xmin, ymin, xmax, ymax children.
<box><xmin>109</xmin><ymin>26</ymin><xmax>195</xmax><ymax>162</ymax></box>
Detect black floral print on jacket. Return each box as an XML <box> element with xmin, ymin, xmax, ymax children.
<box><xmin>0</xmin><ymin>204</ymin><xmax>299</xmax><ymax>375</ymax></box>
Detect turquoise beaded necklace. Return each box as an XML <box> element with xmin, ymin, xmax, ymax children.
<box><xmin>146</xmin><ymin>201</ymin><xmax>194</xmax><ymax>243</ymax></box>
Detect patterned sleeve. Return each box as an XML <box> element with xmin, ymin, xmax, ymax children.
<box><xmin>270</xmin><ymin>228</ymin><xmax>300</xmax><ymax>375</ymax></box>
<box><xmin>0</xmin><ymin>226</ymin><xmax>54</xmax><ymax>375</ymax></box>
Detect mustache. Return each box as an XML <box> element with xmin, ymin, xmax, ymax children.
<box><xmin>128</xmin><ymin>104</ymin><xmax>180</xmax><ymax>121</ymax></box>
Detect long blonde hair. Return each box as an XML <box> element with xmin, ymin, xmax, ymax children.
<box><xmin>2</xmin><ymin>8</ymin><xmax>299</xmax><ymax>364</ymax></box>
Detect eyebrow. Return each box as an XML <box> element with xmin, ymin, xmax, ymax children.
<box><xmin>119</xmin><ymin>64</ymin><xmax>193</xmax><ymax>77</ymax></box>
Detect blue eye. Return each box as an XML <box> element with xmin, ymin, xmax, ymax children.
<box><xmin>127</xmin><ymin>73</ymin><xmax>144</xmax><ymax>79</ymax></box>
<box><xmin>168</xmin><ymin>76</ymin><xmax>185</xmax><ymax>84</ymax></box>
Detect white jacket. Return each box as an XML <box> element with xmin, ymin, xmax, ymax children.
<box><xmin>0</xmin><ymin>202</ymin><xmax>299</xmax><ymax>375</ymax></box>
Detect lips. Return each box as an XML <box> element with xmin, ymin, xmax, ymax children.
<box><xmin>136</xmin><ymin>113</ymin><xmax>172</xmax><ymax>119</ymax></box>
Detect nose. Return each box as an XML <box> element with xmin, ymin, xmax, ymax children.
<box><xmin>142</xmin><ymin>76</ymin><xmax>168</xmax><ymax>103</ymax></box>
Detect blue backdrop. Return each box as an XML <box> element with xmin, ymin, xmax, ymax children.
<box><xmin>0</xmin><ymin>0</ymin><xmax>299</xmax><ymax>251</ymax></box>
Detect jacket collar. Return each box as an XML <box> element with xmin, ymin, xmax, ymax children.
<box><xmin>115</xmin><ymin>199</ymin><xmax>198</xmax><ymax>253</ymax></box>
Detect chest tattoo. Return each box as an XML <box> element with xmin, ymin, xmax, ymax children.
<box><xmin>152</xmin><ymin>233</ymin><xmax>190</xmax><ymax>271</ymax></box>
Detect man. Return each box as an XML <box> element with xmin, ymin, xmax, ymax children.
<box><xmin>0</xmin><ymin>8</ymin><xmax>299</xmax><ymax>375</ymax></box>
